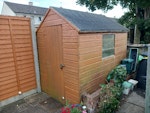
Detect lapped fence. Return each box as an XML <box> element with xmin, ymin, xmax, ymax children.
<box><xmin>0</xmin><ymin>16</ymin><xmax>36</xmax><ymax>101</ymax></box>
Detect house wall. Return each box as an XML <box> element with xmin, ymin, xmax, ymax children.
<box><xmin>1</xmin><ymin>2</ymin><xmax>44</xmax><ymax>28</ymax></box>
<box><xmin>79</xmin><ymin>33</ymin><xmax>127</xmax><ymax>94</ymax></box>
<box><xmin>1</xmin><ymin>2</ymin><xmax>16</xmax><ymax>16</ymax></box>
<box><xmin>37</xmin><ymin>9</ymin><xmax>80</xmax><ymax>103</ymax></box>
<box><xmin>16</xmin><ymin>13</ymin><xmax>44</xmax><ymax>28</ymax></box>
<box><xmin>0</xmin><ymin>16</ymin><xmax>36</xmax><ymax>101</ymax></box>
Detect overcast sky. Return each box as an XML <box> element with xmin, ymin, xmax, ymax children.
<box><xmin>0</xmin><ymin>0</ymin><xmax>128</xmax><ymax>18</ymax></box>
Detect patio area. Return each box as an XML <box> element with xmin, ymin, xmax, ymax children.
<box><xmin>0</xmin><ymin>88</ymin><xmax>145</xmax><ymax>113</ymax></box>
<box><xmin>0</xmin><ymin>92</ymin><xmax>63</xmax><ymax>113</ymax></box>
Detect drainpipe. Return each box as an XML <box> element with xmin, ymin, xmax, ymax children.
<box><xmin>30</xmin><ymin>19</ymin><xmax>41</xmax><ymax>93</ymax></box>
<box><xmin>145</xmin><ymin>44</ymin><xmax>150</xmax><ymax>113</ymax></box>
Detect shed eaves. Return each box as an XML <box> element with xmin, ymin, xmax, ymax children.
<box><xmin>5</xmin><ymin>1</ymin><xmax>48</xmax><ymax>15</ymax></box>
<box><xmin>52</xmin><ymin>7</ymin><xmax>128</xmax><ymax>33</ymax></box>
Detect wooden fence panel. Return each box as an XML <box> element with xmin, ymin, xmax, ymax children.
<box><xmin>0</xmin><ymin>16</ymin><xmax>36</xmax><ymax>101</ymax></box>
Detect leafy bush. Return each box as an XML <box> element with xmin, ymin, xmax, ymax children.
<box><xmin>97</xmin><ymin>65</ymin><xmax>127</xmax><ymax>113</ymax></box>
<box><xmin>107</xmin><ymin>65</ymin><xmax>127</xmax><ymax>88</ymax></box>
<box><xmin>97</xmin><ymin>83</ymin><xmax>121</xmax><ymax>113</ymax></box>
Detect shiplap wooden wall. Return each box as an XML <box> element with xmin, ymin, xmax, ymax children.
<box><xmin>0</xmin><ymin>16</ymin><xmax>36</xmax><ymax>101</ymax></box>
<box><xmin>79</xmin><ymin>33</ymin><xmax>127</xmax><ymax>94</ymax></box>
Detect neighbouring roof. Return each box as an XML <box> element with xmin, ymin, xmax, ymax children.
<box><xmin>52</xmin><ymin>7</ymin><xmax>128</xmax><ymax>33</ymax></box>
<box><xmin>5</xmin><ymin>1</ymin><xmax>48</xmax><ymax>15</ymax></box>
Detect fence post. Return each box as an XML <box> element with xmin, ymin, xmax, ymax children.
<box><xmin>145</xmin><ymin>44</ymin><xmax>150</xmax><ymax>113</ymax></box>
<box><xmin>30</xmin><ymin>19</ymin><xmax>41</xmax><ymax>93</ymax></box>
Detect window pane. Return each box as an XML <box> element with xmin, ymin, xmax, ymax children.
<box><xmin>102</xmin><ymin>34</ymin><xmax>115</xmax><ymax>58</ymax></box>
<box><xmin>102</xmin><ymin>49</ymin><xmax>114</xmax><ymax>57</ymax></box>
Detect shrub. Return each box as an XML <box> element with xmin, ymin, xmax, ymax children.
<box><xmin>97</xmin><ymin>83</ymin><xmax>121</xmax><ymax>113</ymax></box>
<box><xmin>107</xmin><ymin>65</ymin><xmax>127</xmax><ymax>88</ymax></box>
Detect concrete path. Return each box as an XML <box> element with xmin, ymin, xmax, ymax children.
<box><xmin>116</xmin><ymin>89</ymin><xmax>145</xmax><ymax>113</ymax></box>
<box><xmin>0</xmin><ymin>92</ymin><xmax>63</xmax><ymax>113</ymax></box>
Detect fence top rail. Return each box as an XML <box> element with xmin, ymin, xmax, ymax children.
<box><xmin>0</xmin><ymin>15</ymin><xmax>30</xmax><ymax>20</ymax></box>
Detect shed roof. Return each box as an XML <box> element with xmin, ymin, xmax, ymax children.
<box><xmin>52</xmin><ymin>7</ymin><xmax>128</xmax><ymax>33</ymax></box>
<box><xmin>5</xmin><ymin>1</ymin><xmax>48</xmax><ymax>15</ymax></box>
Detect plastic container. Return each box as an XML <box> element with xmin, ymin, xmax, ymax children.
<box><xmin>121</xmin><ymin>58</ymin><xmax>134</xmax><ymax>74</ymax></box>
<box><xmin>128</xmin><ymin>79</ymin><xmax>138</xmax><ymax>90</ymax></box>
<box><xmin>122</xmin><ymin>81</ymin><xmax>132</xmax><ymax>95</ymax></box>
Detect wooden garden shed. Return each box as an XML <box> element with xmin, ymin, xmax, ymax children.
<box><xmin>37</xmin><ymin>7</ymin><xmax>128</xmax><ymax>103</ymax></box>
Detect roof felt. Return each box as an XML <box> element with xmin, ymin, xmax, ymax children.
<box><xmin>5</xmin><ymin>1</ymin><xmax>48</xmax><ymax>15</ymax></box>
<box><xmin>52</xmin><ymin>7</ymin><xmax>128</xmax><ymax>33</ymax></box>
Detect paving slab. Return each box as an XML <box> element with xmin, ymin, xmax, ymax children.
<box><xmin>0</xmin><ymin>92</ymin><xmax>63</xmax><ymax>113</ymax></box>
<box><xmin>126</xmin><ymin>92</ymin><xmax>145</xmax><ymax>108</ymax></box>
<box><xmin>116</xmin><ymin>89</ymin><xmax>145</xmax><ymax>113</ymax></box>
<box><xmin>116</xmin><ymin>102</ymin><xmax>144</xmax><ymax>113</ymax></box>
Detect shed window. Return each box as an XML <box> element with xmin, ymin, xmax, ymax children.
<box><xmin>102</xmin><ymin>34</ymin><xmax>115</xmax><ymax>58</ymax></box>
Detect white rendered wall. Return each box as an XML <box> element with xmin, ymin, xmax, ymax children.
<box><xmin>1</xmin><ymin>2</ymin><xmax>16</xmax><ymax>16</ymax></box>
